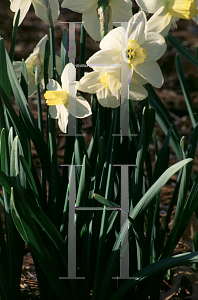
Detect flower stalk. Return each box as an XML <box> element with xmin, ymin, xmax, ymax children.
<box><xmin>97</xmin><ymin>0</ymin><xmax>111</xmax><ymax>39</ymax></box>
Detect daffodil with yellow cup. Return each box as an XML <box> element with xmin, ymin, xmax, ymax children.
<box><xmin>136</xmin><ymin>0</ymin><xmax>198</xmax><ymax>36</ymax></box>
<box><xmin>44</xmin><ymin>63</ymin><xmax>92</xmax><ymax>133</ymax></box>
<box><xmin>86</xmin><ymin>11</ymin><xmax>167</xmax><ymax>91</ymax></box>
<box><xmin>61</xmin><ymin>0</ymin><xmax>132</xmax><ymax>41</ymax></box>
<box><xmin>10</xmin><ymin>0</ymin><xmax>59</xmax><ymax>26</ymax></box>
<box><xmin>76</xmin><ymin>68</ymin><xmax>148</xmax><ymax>108</ymax></box>
<box><xmin>13</xmin><ymin>35</ymin><xmax>61</xmax><ymax>97</ymax></box>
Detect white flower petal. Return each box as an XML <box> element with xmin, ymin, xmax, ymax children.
<box><xmin>49</xmin><ymin>104</ymin><xmax>69</xmax><ymax>133</ymax></box>
<box><xmin>68</xmin><ymin>95</ymin><xmax>92</xmax><ymax>118</ymax></box>
<box><xmin>127</xmin><ymin>11</ymin><xmax>147</xmax><ymax>46</ymax></box>
<box><xmin>110</xmin><ymin>0</ymin><xmax>133</xmax><ymax>26</ymax></box>
<box><xmin>134</xmin><ymin>58</ymin><xmax>164</xmax><ymax>88</ymax></box>
<box><xmin>27</xmin><ymin>72</ymin><xmax>36</xmax><ymax>97</ymax></box>
<box><xmin>97</xmin><ymin>88</ymin><xmax>121</xmax><ymax>108</ymax></box>
<box><xmin>76</xmin><ymin>72</ymin><xmax>104</xmax><ymax>94</ymax></box>
<box><xmin>100</xmin><ymin>26</ymin><xmax>125</xmax><ymax>50</ymax></box>
<box><xmin>10</xmin><ymin>0</ymin><xmax>31</xmax><ymax>26</ymax></box>
<box><xmin>82</xmin><ymin>5</ymin><xmax>101</xmax><ymax>41</ymax></box>
<box><xmin>57</xmin><ymin>105</ymin><xmax>69</xmax><ymax>133</ymax></box>
<box><xmin>135</xmin><ymin>0</ymin><xmax>165</xmax><ymax>13</ymax></box>
<box><xmin>147</xmin><ymin>6</ymin><xmax>172</xmax><ymax>36</ymax></box>
<box><xmin>32</xmin><ymin>0</ymin><xmax>59</xmax><ymax>23</ymax></box>
<box><xmin>133</xmin><ymin>71</ymin><xmax>147</xmax><ymax>85</ymax></box>
<box><xmin>129</xmin><ymin>78</ymin><xmax>148</xmax><ymax>100</ymax></box>
<box><xmin>46</xmin><ymin>79</ymin><xmax>62</xmax><ymax>91</ymax></box>
<box><xmin>32</xmin><ymin>34</ymin><xmax>48</xmax><ymax>58</ymax></box>
<box><xmin>61</xmin><ymin>63</ymin><xmax>76</xmax><ymax>91</ymax></box>
<box><xmin>108</xmin><ymin>70</ymin><xmax>121</xmax><ymax>99</ymax></box>
<box><xmin>143</xmin><ymin>32</ymin><xmax>167</xmax><ymax>61</ymax></box>
<box><xmin>13</xmin><ymin>61</ymin><xmax>22</xmax><ymax>77</ymax></box>
<box><xmin>61</xmin><ymin>0</ymin><xmax>95</xmax><ymax>13</ymax></box>
<box><xmin>87</xmin><ymin>49</ymin><xmax>120</xmax><ymax>72</ymax></box>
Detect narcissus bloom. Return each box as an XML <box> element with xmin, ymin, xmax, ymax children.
<box><xmin>13</xmin><ymin>35</ymin><xmax>60</xmax><ymax>97</ymax></box>
<box><xmin>10</xmin><ymin>0</ymin><xmax>60</xmax><ymax>26</ymax></box>
<box><xmin>136</xmin><ymin>0</ymin><xmax>198</xmax><ymax>36</ymax></box>
<box><xmin>87</xmin><ymin>11</ymin><xmax>167</xmax><ymax>90</ymax></box>
<box><xmin>61</xmin><ymin>0</ymin><xmax>132</xmax><ymax>41</ymax></box>
<box><xmin>76</xmin><ymin>69</ymin><xmax>148</xmax><ymax>108</ymax></box>
<box><xmin>44</xmin><ymin>63</ymin><xmax>92</xmax><ymax>133</ymax></box>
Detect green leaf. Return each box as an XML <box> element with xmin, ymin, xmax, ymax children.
<box><xmin>109</xmin><ymin>251</ymin><xmax>198</xmax><ymax>300</ymax></box>
<box><xmin>166</xmin><ymin>32</ymin><xmax>198</xmax><ymax>68</ymax></box>
<box><xmin>147</xmin><ymin>83</ymin><xmax>183</xmax><ymax>160</ymax></box>
<box><xmin>60</xmin><ymin>28</ymin><xmax>69</xmax><ymax>74</ymax></box>
<box><xmin>130</xmin><ymin>158</ymin><xmax>192</xmax><ymax>219</ymax></box>
<box><xmin>175</xmin><ymin>54</ymin><xmax>197</xmax><ymax>127</ymax></box>
<box><xmin>9</xmin><ymin>10</ymin><xmax>20</xmax><ymax>63</ymax></box>
<box><xmin>10</xmin><ymin>186</ymin><xmax>71</xmax><ymax>300</ymax></box>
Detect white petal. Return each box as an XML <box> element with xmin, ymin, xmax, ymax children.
<box><xmin>100</xmin><ymin>26</ymin><xmax>125</xmax><ymax>50</ymax></box>
<box><xmin>147</xmin><ymin>6</ymin><xmax>172</xmax><ymax>37</ymax></box>
<box><xmin>108</xmin><ymin>70</ymin><xmax>121</xmax><ymax>99</ymax></box>
<box><xmin>10</xmin><ymin>0</ymin><xmax>31</xmax><ymax>26</ymax></box>
<box><xmin>76</xmin><ymin>72</ymin><xmax>104</xmax><ymax>94</ymax></box>
<box><xmin>32</xmin><ymin>0</ymin><xmax>59</xmax><ymax>23</ymax></box>
<box><xmin>61</xmin><ymin>0</ymin><xmax>95</xmax><ymax>13</ymax></box>
<box><xmin>129</xmin><ymin>78</ymin><xmax>148</xmax><ymax>100</ymax></box>
<box><xmin>46</xmin><ymin>79</ymin><xmax>62</xmax><ymax>91</ymax></box>
<box><xmin>133</xmin><ymin>71</ymin><xmax>147</xmax><ymax>85</ymax></box>
<box><xmin>134</xmin><ymin>58</ymin><xmax>164</xmax><ymax>88</ymax></box>
<box><xmin>82</xmin><ymin>5</ymin><xmax>101</xmax><ymax>41</ymax></box>
<box><xmin>13</xmin><ymin>61</ymin><xmax>22</xmax><ymax>77</ymax></box>
<box><xmin>135</xmin><ymin>0</ymin><xmax>165</xmax><ymax>13</ymax></box>
<box><xmin>55</xmin><ymin>55</ymin><xmax>61</xmax><ymax>75</ymax></box>
<box><xmin>97</xmin><ymin>88</ymin><xmax>121</xmax><ymax>108</ymax></box>
<box><xmin>57</xmin><ymin>105</ymin><xmax>69</xmax><ymax>133</ymax></box>
<box><xmin>87</xmin><ymin>49</ymin><xmax>120</xmax><ymax>72</ymax></box>
<box><xmin>32</xmin><ymin>34</ymin><xmax>48</xmax><ymax>59</ymax></box>
<box><xmin>68</xmin><ymin>96</ymin><xmax>92</xmax><ymax>118</ymax></box>
<box><xmin>49</xmin><ymin>104</ymin><xmax>69</xmax><ymax>133</ymax></box>
<box><xmin>110</xmin><ymin>0</ymin><xmax>133</xmax><ymax>26</ymax></box>
<box><xmin>127</xmin><ymin>11</ymin><xmax>147</xmax><ymax>46</ymax></box>
<box><xmin>27</xmin><ymin>72</ymin><xmax>36</xmax><ymax>97</ymax></box>
<box><xmin>143</xmin><ymin>32</ymin><xmax>167</xmax><ymax>61</ymax></box>
<box><xmin>61</xmin><ymin>63</ymin><xmax>76</xmax><ymax>91</ymax></box>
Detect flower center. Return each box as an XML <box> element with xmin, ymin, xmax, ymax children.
<box><xmin>167</xmin><ymin>0</ymin><xmax>198</xmax><ymax>19</ymax></box>
<box><xmin>44</xmin><ymin>91</ymin><xmax>68</xmax><ymax>106</ymax></box>
<box><xmin>100</xmin><ymin>73</ymin><xmax>109</xmax><ymax>89</ymax></box>
<box><xmin>126</xmin><ymin>40</ymin><xmax>147</xmax><ymax>67</ymax></box>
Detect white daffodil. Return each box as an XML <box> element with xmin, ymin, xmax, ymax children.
<box><xmin>76</xmin><ymin>69</ymin><xmax>148</xmax><ymax>108</ymax></box>
<box><xmin>86</xmin><ymin>11</ymin><xmax>167</xmax><ymax>91</ymax></box>
<box><xmin>44</xmin><ymin>63</ymin><xmax>92</xmax><ymax>133</ymax></box>
<box><xmin>10</xmin><ymin>0</ymin><xmax>59</xmax><ymax>26</ymax></box>
<box><xmin>61</xmin><ymin>0</ymin><xmax>132</xmax><ymax>41</ymax></box>
<box><xmin>136</xmin><ymin>0</ymin><xmax>198</xmax><ymax>36</ymax></box>
<box><xmin>13</xmin><ymin>35</ymin><xmax>61</xmax><ymax>97</ymax></box>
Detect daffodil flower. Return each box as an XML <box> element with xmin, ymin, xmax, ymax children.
<box><xmin>76</xmin><ymin>69</ymin><xmax>148</xmax><ymax>108</ymax></box>
<box><xmin>13</xmin><ymin>35</ymin><xmax>60</xmax><ymax>97</ymax></box>
<box><xmin>61</xmin><ymin>0</ymin><xmax>132</xmax><ymax>41</ymax></box>
<box><xmin>136</xmin><ymin>0</ymin><xmax>198</xmax><ymax>36</ymax></box>
<box><xmin>86</xmin><ymin>11</ymin><xmax>167</xmax><ymax>90</ymax></box>
<box><xmin>10</xmin><ymin>0</ymin><xmax>59</xmax><ymax>26</ymax></box>
<box><xmin>44</xmin><ymin>63</ymin><xmax>92</xmax><ymax>133</ymax></box>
